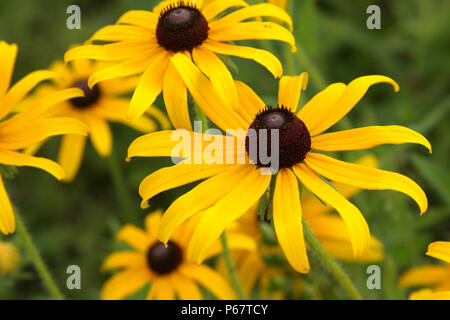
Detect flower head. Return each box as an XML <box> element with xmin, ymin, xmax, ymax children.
<box><xmin>64</xmin><ymin>0</ymin><xmax>295</xmax><ymax>129</ymax></box>
<box><xmin>101</xmin><ymin>210</ymin><xmax>255</xmax><ymax>300</ymax></box>
<box><xmin>0</xmin><ymin>42</ymin><xmax>88</xmax><ymax>234</ymax></box>
<box><xmin>127</xmin><ymin>59</ymin><xmax>430</xmax><ymax>273</ymax></box>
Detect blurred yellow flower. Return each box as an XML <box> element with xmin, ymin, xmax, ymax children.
<box><xmin>0</xmin><ymin>240</ymin><xmax>20</xmax><ymax>275</ymax></box>
<box><xmin>0</xmin><ymin>41</ymin><xmax>88</xmax><ymax>234</ymax></box>
<box><xmin>24</xmin><ymin>59</ymin><xmax>170</xmax><ymax>182</ymax></box>
<box><xmin>127</xmin><ymin>63</ymin><xmax>430</xmax><ymax>274</ymax></box>
<box><xmin>399</xmin><ymin>241</ymin><xmax>450</xmax><ymax>300</ymax></box>
<box><xmin>101</xmin><ymin>210</ymin><xmax>256</xmax><ymax>300</ymax></box>
<box><xmin>65</xmin><ymin>0</ymin><xmax>295</xmax><ymax>128</ymax></box>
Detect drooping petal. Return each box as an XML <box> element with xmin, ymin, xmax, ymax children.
<box><xmin>0</xmin><ymin>175</ymin><xmax>15</xmax><ymax>234</ymax></box>
<box><xmin>399</xmin><ymin>265</ymin><xmax>450</xmax><ymax>288</ymax></box>
<box><xmin>409</xmin><ymin>289</ymin><xmax>450</xmax><ymax>300</ymax></box>
<box><xmin>179</xmin><ymin>263</ymin><xmax>237</xmax><ymax>299</ymax></box>
<box><xmin>170</xmin><ymin>54</ymin><xmax>248</xmax><ymax>130</ymax></box>
<box><xmin>101</xmin><ymin>267</ymin><xmax>151</xmax><ymax>300</ymax></box>
<box><xmin>117</xmin><ymin>10</ymin><xmax>158</xmax><ymax>30</ymax></box>
<box><xmin>0</xmin><ymin>149</ymin><xmax>64</xmax><ymax>180</ymax></box>
<box><xmin>312</xmin><ymin>126</ymin><xmax>431</xmax><ymax>153</ymax></box>
<box><xmin>0</xmin><ymin>70</ymin><xmax>55</xmax><ymax>120</ymax></box>
<box><xmin>147</xmin><ymin>278</ymin><xmax>175</xmax><ymax>300</ymax></box>
<box><xmin>203</xmin><ymin>39</ymin><xmax>282</xmax><ymax>78</ymax></box>
<box><xmin>297</xmin><ymin>83</ymin><xmax>346</xmax><ymax>136</ymax></box>
<box><xmin>144</xmin><ymin>210</ymin><xmax>163</xmax><ymax>240</ymax></box>
<box><xmin>303</xmin><ymin>75</ymin><xmax>399</xmax><ymax>136</ymax></box>
<box><xmin>293</xmin><ymin>163</ymin><xmax>370</xmax><ymax>258</ymax></box>
<box><xmin>139</xmin><ymin>163</ymin><xmax>229</xmax><ymax>208</ymax></box>
<box><xmin>426</xmin><ymin>241</ymin><xmax>450</xmax><ymax>264</ymax></box>
<box><xmin>204</xmin><ymin>232</ymin><xmax>257</xmax><ymax>260</ymax></box>
<box><xmin>158</xmin><ymin>165</ymin><xmax>252</xmax><ymax>245</ymax></box>
<box><xmin>209</xmin><ymin>21</ymin><xmax>296</xmax><ymax>52</ymax></box>
<box><xmin>202</xmin><ymin>0</ymin><xmax>248</xmax><ymax>21</ymax></box>
<box><xmin>116</xmin><ymin>224</ymin><xmax>152</xmax><ymax>252</ymax></box>
<box><xmin>187</xmin><ymin>166</ymin><xmax>270</xmax><ymax>263</ymax></box>
<box><xmin>89</xmin><ymin>25</ymin><xmax>152</xmax><ymax>42</ymax></box>
<box><xmin>170</xmin><ymin>273</ymin><xmax>202</xmax><ymax>300</ymax></box>
<box><xmin>0</xmin><ymin>42</ymin><xmax>17</xmax><ymax>97</ymax></box>
<box><xmin>57</xmin><ymin>134</ymin><xmax>87</xmax><ymax>183</ymax></box>
<box><xmin>101</xmin><ymin>251</ymin><xmax>147</xmax><ymax>271</ymax></box>
<box><xmin>193</xmin><ymin>46</ymin><xmax>240</xmax><ymax>112</ymax></box>
<box><xmin>128</xmin><ymin>49</ymin><xmax>171</xmax><ymax>119</ymax></box>
<box><xmin>278</xmin><ymin>73</ymin><xmax>308</xmax><ymax>112</ymax></box>
<box><xmin>85</xmin><ymin>115</ymin><xmax>112</xmax><ymax>157</ymax></box>
<box><xmin>210</xmin><ymin>3</ymin><xmax>293</xmax><ymax>30</ymax></box>
<box><xmin>304</xmin><ymin>152</ymin><xmax>428</xmax><ymax>214</ymax></box>
<box><xmin>273</xmin><ymin>168</ymin><xmax>310</xmax><ymax>273</ymax></box>
<box><xmin>163</xmin><ymin>59</ymin><xmax>191</xmax><ymax>130</ymax></box>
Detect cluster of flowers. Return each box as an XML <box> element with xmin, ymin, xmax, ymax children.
<box><xmin>0</xmin><ymin>0</ymin><xmax>447</xmax><ymax>300</ymax></box>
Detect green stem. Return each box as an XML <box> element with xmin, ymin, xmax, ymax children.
<box><xmin>303</xmin><ymin>217</ymin><xmax>363</xmax><ymax>300</ymax></box>
<box><xmin>106</xmin><ymin>151</ymin><xmax>136</xmax><ymax>224</ymax></box>
<box><xmin>15</xmin><ymin>211</ymin><xmax>64</xmax><ymax>300</ymax></box>
<box><xmin>221</xmin><ymin>232</ymin><xmax>248</xmax><ymax>300</ymax></box>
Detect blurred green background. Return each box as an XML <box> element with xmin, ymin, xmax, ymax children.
<box><xmin>0</xmin><ymin>0</ymin><xmax>449</xmax><ymax>299</ymax></box>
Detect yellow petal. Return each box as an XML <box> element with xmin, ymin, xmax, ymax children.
<box><xmin>426</xmin><ymin>241</ymin><xmax>450</xmax><ymax>264</ymax></box>
<box><xmin>170</xmin><ymin>273</ymin><xmax>202</xmax><ymax>300</ymax></box>
<box><xmin>170</xmin><ymin>54</ymin><xmax>248</xmax><ymax>131</ymax></box>
<box><xmin>139</xmin><ymin>163</ymin><xmax>229</xmax><ymax>208</ymax></box>
<box><xmin>209</xmin><ymin>21</ymin><xmax>296</xmax><ymax>52</ymax></box>
<box><xmin>297</xmin><ymin>83</ymin><xmax>346</xmax><ymax>136</ymax></box>
<box><xmin>0</xmin><ymin>149</ymin><xmax>64</xmax><ymax>180</ymax></box>
<box><xmin>202</xmin><ymin>0</ymin><xmax>248</xmax><ymax>21</ymax></box>
<box><xmin>210</xmin><ymin>3</ymin><xmax>293</xmax><ymax>31</ymax></box>
<box><xmin>0</xmin><ymin>42</ymin><xmax>17</xmax><ymax>97</ymax></box>
<box><xmin>147</xmin><ymin>278</ymin><xmax>175</xmax><ymax>300</ymax></box>
<box><xmin>203</xmin><ymin>39</ymin><xmax>282</xmax><ymax>78</ymax></box>
<box><xmin>127</xmin><ymin>130</ymin><xmax>187</xmax><ymax>159</ymax></box>
<box><xmin>305</xmin><ymin>152</ymin><xmax>428</xmax><ymax>214</ymax></box>
<box><xmin>204</xmin><ymin>232</ymin><xmax>257</xmax><ymax>260</ymax></box>
<box><xmin>128</xmin><ymin>49</ymin><xmax>171</xmax><ymax>119</ymax></box>
<box><xmin>158</xmin><ymin>165</ymin><xmax>252</xmax><ymax>245</ymax></box>
<box><xmin>145</xmin><ymin>107</ymin><xmax>172</xmax><ymax>130</ymax></box>
<box><xmin>144</xmin><ymin>210</ymin><xmax>163</xmax><ymax>239</ymax></box>
<box><xmin>192</xmin><ymin>46</ymin><xmax>240</xmax><ymax>112</ymax></box>
<box><xmin>305</xmin><ymin>75</ymin><xmax>399</xmax><ymax>136</ymax></box>
<box><xmin>312</xmin><ymin>125</ymin><xmax>431</xmax><ymax>153</ymax></box>
<box><xmin>101</xmin><ymin>251</ymin><xmax>147</xmax><ymax>271</ymax></box>
<box><xmin>293</xmin><ymin>163</ymin><xmax>370</xmax><ymax>257</ymax></box>
<box><xmin>0</xmin><ymin>70</ymin><xmax>55</xmax><ymax>120</ymax></box>
<box><xmin>278</xmin><ymin>73</ymin><xmax>308</xmax><ymax>112</ymax></box>
<box><xmin>163</xmin><ymin>59</ymin><xmax>191</xmax><ymax>130</ymax></box>
<box><xmin>0</xmin><ymin>175</ymin><xmax>15</xmax><ymax>234</ymax></box>
<box><xmin>187</xmin><ymin>166</ymin><xmax>270</xmax><ymax>263</ymax></box>
<box><xmin>234</xmin><ymin>80</ymin><xmax>265</xmax><ymax>122</ymax></box>
<box><xmin>399</xmin><ymin>265</ymin><xmax>450</xmax><ymax>288</ymax></box>
<box><xmin>409</xmin><ymin>289</ymin><xmax>450</xmax><ymax>300</ymax></box>
<box><xmin>117</xmin><ymin>10</ymin><xmax>158</xmax><ymax>30</ymax></box>
<box><xmin>89</xmin><ymin>25</ymin><xmax>151</xmax><ymax>42</ymax></box>
<box><xmin>273</xmin><ymin>168</ymin><xmax>310</xmax><ymax>273</ymax></box>
<box><xmin>101</xmin><ymin>267</ymin><xmax>151</xmax><ymax>300</ymax></box>
<box><xmin>58</xmin><ymin>134</ymin><xmax>87</xmax><ymax>183</ymax></box>
<box><xmin>179</xmin><ymin>263</ymin><xmax>237</xmax><ymax>299</ymax></box>
<box><xmin>85</xmin><ymin>115</ymin><xmax>112</xmax><ymax>157</ymax></box>
<box><xmin>116</xmin><ymin>224</ymin><xmax>152</xmax><ymax>252</ymax></box>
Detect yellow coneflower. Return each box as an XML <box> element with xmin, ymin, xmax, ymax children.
<box><xmin>24</xmin><ymin>59</ymin><xmax>170</xmax><ymax>182</ymax></box>
<box><xmin>101</xmin><ymin>210</ymin><xmax>256</xmax><ymax>300</ymax></box>
<box><xmin>64</xmin><ymin>0</ymin><xmax>295</xmax><ymax>129</ymax></box>
<box><xmin>127</xmin><ymin>57</ymin><xmax>430</xmax><ymax>273</ymax></box>
<box><xmin>0</xmin><ymin>41</ymin><xmax>88</xmax><ymax>234</ymax></box>
<box><xmin>226</xmin><ymin>155</ymin><xmax>384</xmax><ymax>297</ymax></box>
<box><xmin>0</xmin><ymin>240</ymin><xmax>20</xmax><ymax>275</ymax></box>
<box><xmin>399</xmin><ymin>241</ymin><xmax>450</xmax><ymax>300</ymax></box>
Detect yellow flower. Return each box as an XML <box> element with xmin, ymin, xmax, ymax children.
<box><xmin>64</xmin><ymin>0</ymin><xmax>295</xmax><ymax>129</ymax></box>
<box><xmin>0</xmin><ymin>240</ymin><xmax>20</xmax><ymax>275</ymax></box>
<box><xmin>101</xmin><ymin>210</ymin><xmax>255</xmax><ymax>300</ymax></box>
<box><xmin>0</xmin><ymin>41</ymin><xmax>88</xmax><ymax>234</ymax></box>
<box><xmin>226</xmin><ymin>155</ymin><xmax>384</xmax><ymax>297</ymax></box>
<box><xmin>127</xmin><ymin>58</ymin><xmax>430</xmax><ymax>274</ymax></box>
<box><xmin>399</xmin><ymin>241</ymin><xmax>450</xmax><ymax>300</ymax></box>
<box><xmin>24</xmin><ymin>59</ymin><xmax>170</xmax><ymax>182</ymax></box>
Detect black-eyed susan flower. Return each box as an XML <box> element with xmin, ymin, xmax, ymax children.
<box><xmin>0</xmin><ymin>41</ymin><xmax>88</xmax><ymax>234</ymax></box>
<box><xmin>24</xmin><ymin>59</ymin><xmax>170</xmax><ymax>182</ymax></box>
<box><xmin>64</xmin><ymin>0</ymin><xmax>295</xmax><ymax>130</ymax></box>
<box><xmin>399</xmin><ymin>241</ymin><xmax>450</xmax><ymax>300</ymax></box>
<box><xmin>127</xmin><ymin>56</ymin><xmax>431</xmax><ymax>273</ymax></box>
<box><xmin>101</xmin><ymin>210</ymin><xmax>256</xmax><ymax>300</ymax></box>
<box><xmin>0</xmin><ymin>240</ymin><xmax>20</xmax><ymax>275</ymax></box>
